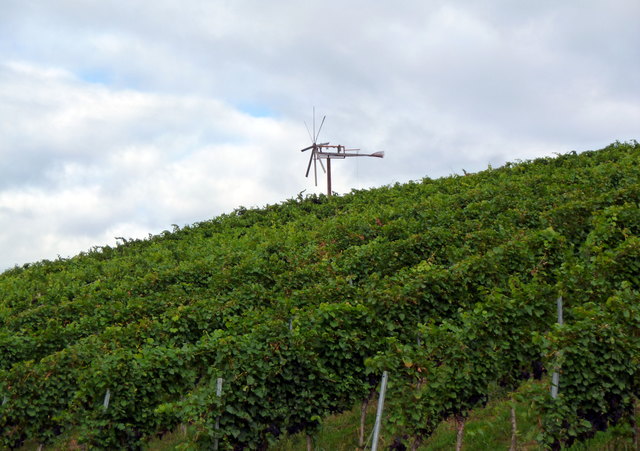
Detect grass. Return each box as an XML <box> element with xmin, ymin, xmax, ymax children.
<box><xmin>274</xmin><ymin>400</ymin><xmax>379</xmax><ymax>450</ymax></box>
<box><xmin>272</xmin><ymin>380</ymin><xmax>639</xmax><ymax>451</ymax></box>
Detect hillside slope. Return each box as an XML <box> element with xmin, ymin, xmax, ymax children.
<box><xmin>1</xmin><ymin>141</ymin><xmax>639</xmax><ymax>449</ymax></box>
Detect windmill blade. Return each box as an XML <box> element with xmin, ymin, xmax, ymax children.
<box><xmin>305</xmin><ymin>149</ymin><xmax>315</xmax><ymax>178</ymax></box>
<box><xmin>300</xmin><ymin>144</ymin><xmax>314</xmax><ymax>152</ymax></box>
<box><xmin>304</xmin><ymin>121</ymin><xmax>314</xmax><ymax>144</ymax></box>
<box><xmin>315</xmin><ymin>115</ymin><xmax>326</xmax><ymax>142</ymax></box>
<box><xmin>370</xmin><ymin>151</ymin><xmax>385</xmax><ymax>158</ymax></box>
<box><xmin>318</xmin><ymin>155</ymin><xmax>326</xmax><ymax>173</ymax></box>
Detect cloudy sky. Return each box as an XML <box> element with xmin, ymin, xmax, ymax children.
<box><xmin>1</xmin><ymin>0</ymin><xmax>638</xmax><ymax>270</ymax></box>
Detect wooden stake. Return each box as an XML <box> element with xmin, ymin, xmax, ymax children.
<box><xmin>510</xmin><ymin>403</ymin><xmax>517</xmax><ymax>451</ymax></box>
<box><xmin>306</xmin><ymin>433</ymin><xmax>313</xmax><ymax>451</ymax></box>
<box><xmin>359</xmin><ymin>397</ymin><xmax>368</xmax><ymax>448</ymax></box>
<box><xmin>410</xmin><ymin>436</ymin><xmax>423</xmax><ymax>451</ymax></box>
<box><xmin>455</xmin><ymin>415</ymin><xmax>465</xmax><ymax>451</ymax></box>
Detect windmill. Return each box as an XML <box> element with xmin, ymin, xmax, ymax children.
<box><xmin>299</xmin><ymin>109</ymin><xmax>384</xmax><ymax>196</ymax></box>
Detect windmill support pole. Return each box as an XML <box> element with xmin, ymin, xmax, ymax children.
<box><xmin>326</xmin><ymin>157</ymin><xmax>332</xmax><ymax>196</ymax></box>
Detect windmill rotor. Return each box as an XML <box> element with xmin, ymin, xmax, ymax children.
<box><xmin>299</xmin><ymin>107</ymin><xmax>328</xmax><ymax>187</ymax></box>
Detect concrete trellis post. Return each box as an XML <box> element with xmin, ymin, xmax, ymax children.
<box><xmin>371</xmin><ymin>371</ymin><xmax>389</xmax><ymax>451</ymax></box>
<box><xmin>103</xmin><ymin>389</ymin><xmax>111</xmax><ymax>410</ymax></box>
<box><xmin>214</xmin><ymin>378</ymin><xmax>224</xmax><ymax>450</ymax></box>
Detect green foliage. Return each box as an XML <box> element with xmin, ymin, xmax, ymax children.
<box><xmin>535</xmin><ymin>286</ymin><xmax>640</xmax><ymax>448</ymax></box>
<box><xmin>1</xmin><ymin>141</ymin><xmax>639</xmax><ymax>449</ymax></box>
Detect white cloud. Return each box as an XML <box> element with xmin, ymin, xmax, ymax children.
<box><xmin>0</xmin><ymin>61</ymin><xmax>307</xmax><ymax>268</ymax></box>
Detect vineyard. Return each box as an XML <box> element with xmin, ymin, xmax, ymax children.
<box><xmin>1</xmin><ymin>141</ymin><xmax>639</xmax><ymax>450</ymax></box>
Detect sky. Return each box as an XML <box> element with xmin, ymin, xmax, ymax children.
<box><xmin>1</xmin><ymin>0</ymin><xmax>639</xmax><ymax>270</ymax></box>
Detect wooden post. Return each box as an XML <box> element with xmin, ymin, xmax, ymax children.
<box><xmin>510</xmin><ymin>403</ymin><xmax>517</xmax><ymax>451</ymax></box>
<box><xmin>455</xmin><ymin>415</ymin><xmax>465</xmax><ymax>451</ymax></box>
<box><xmin>359</xmin><ymin>397</ymin><xmax>369</xmax><ymax>448</ymax></box>
<box><xmin>410</xmin><ymin>438</ymin><xmax>422</xmax><ymax>451</ymax></box>
<box><xmin>326</xmin><ymin>157</ymin><xmax>332</xmax><ymax>196</ymax></box>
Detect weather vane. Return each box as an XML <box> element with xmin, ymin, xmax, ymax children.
<box><xmin>299</xmin><ymin>108</ymin><xmax>384</xmax><ymax>196</ymax></box>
